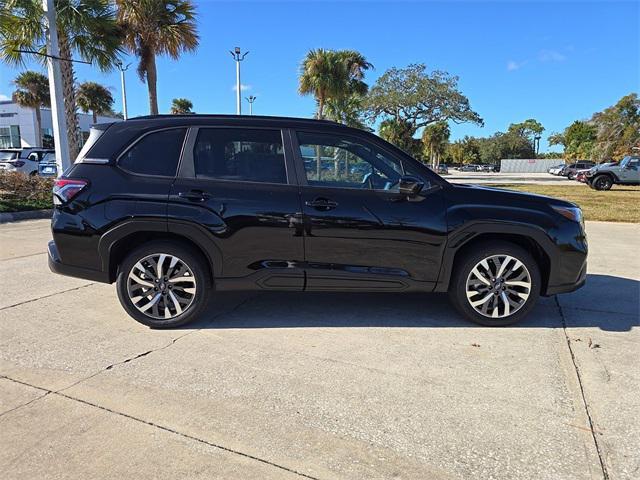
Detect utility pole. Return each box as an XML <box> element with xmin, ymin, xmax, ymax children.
<box><xmin>229</xmin><ymin>47</ymin><xmax>249</xmax><ymax>114</ymax></box>
<box><xmin>246</xmin><ymin>95</ymin><xmax>256</xmax><ymax>115</ymax></box>
<box><xmin>42</xmin><ymin>0</ymin><xmax>71</xmax><ymax>175</ymax></box>
<box><xmin>117</xmin><ymin>61</ymin><xmax>131</xmax><ymax>120</ymax></box>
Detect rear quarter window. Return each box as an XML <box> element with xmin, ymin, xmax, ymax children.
<box><xmin>119</xmin><ymin>128</ymin><xmax>187</xmax><ymax>176</ymax></box>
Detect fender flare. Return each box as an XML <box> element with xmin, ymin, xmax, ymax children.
<box><xmin>98</xmin><ymin>218</ymin><xmax>223</xmax><ymax>281</ymax></box>
<box><xmin>433</xmin><ymin>221</ymin><xmax>556</xmax><ymax>292</ymax></box>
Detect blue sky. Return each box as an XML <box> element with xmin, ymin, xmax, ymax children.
<box><xmin>1</xmin><ymin>0</ymin><xmax>638</xmax><ymax>152</ymax></box>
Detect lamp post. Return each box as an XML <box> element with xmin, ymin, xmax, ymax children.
<box><xmin>229</xmin><ymin>47</ymin><xmax>249</xmax><ymax>114</ymax></box>
<box><xmin>246</xmin><ymin>95</ymin><xmax>256</xmax><ymax>115</ymax></box>
<box><xmin>42</xmin><ymin>0</ymin><xmax>71</xmax><ymax>175</ymax></box>
<box><xmin>116</xmin><ymin>61</ymin><xmax>131</xmax><ymax>120</ymax></box>
<box><xmin>534</xmin><ymin>135</ymin><xmax>541</xmax><ymax>157</ymax></box>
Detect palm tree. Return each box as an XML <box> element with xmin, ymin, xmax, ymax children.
<box><xmin>1</xmin><ymin>0</ymin><xmax>122</xmax><ymax>159</ymax></box>
<box><xmin>12</xmin><ymin>71</ymin><xmax>50</xmax><ymax>147</ymax></box>
<box><xmin>299</xmin><ymin>49</ymin><xmax>372</xmax><ymax>178</ymax></box>
<box><xmin>76</xmin><ymin>81</ymin><xmax>114</xmax><ymax>124</ymax></box>
<box><xmin>116</xmin><ymin>0</ymin><xmax>199</xmax><ymax>115</ymax></box>
<box><xmin>421</xmin><ymin>121</ymin><xmax>450</xmax><ymax>167</ymax></box>
<box><xmin>298</xmin><ymin>49</ymin><xmax>372</xmax><ymax>119</ymax></box>
<box><xmin>170</xmin><ymin>98</ymin><xmax>193</xmax><ymax>114</ymax></box>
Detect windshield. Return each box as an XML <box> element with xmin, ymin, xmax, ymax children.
<box><xmin>619</xmin><ymin>156</ymin><xmax>631</xmax><ymax>168</ymax></box>
<box><xmin>0</xmin><ymin>151</ymin><xmax>18</xmax><ymax>161</ymax></box>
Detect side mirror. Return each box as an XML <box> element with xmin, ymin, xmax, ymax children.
<box><xmin>398</xmin><ymin>175</ymin><xmax>425</xmax><ymax>197</ymax></box>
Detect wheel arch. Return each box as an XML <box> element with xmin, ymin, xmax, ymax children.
<box><xmin>99</xmin><ymin>219</ymin><xmax>222</xmax><ymax>283</ymax></box>
<box><xmin>435</xmin><ymin>223</ymin><xmax>553</xmax><ymax>295</ymax></box>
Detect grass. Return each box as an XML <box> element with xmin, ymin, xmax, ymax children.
<box><xmin>487</xmin><ymin>183</ymin><xmax>640</xmax><ymax>223</ymax></box>
<box><xmin>0</xmin><ymin>198</ymin><xmax>52</xmax><ymax>213</ymax></box>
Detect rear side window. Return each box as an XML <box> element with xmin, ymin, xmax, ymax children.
<box><xmin>193</xmin><ymin>128</ymin><xmax>286</xmax><ymax>184</ymax></box>
<box><xmin>119</xmin><ymin>128</ymin><xmax>187</xmax><ymax>176</ymax></box>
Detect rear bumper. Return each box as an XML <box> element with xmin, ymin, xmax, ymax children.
<box><xmin>48</xmin><ymin>240</ymin><xmax>110</xmax><ymax>283</ymax></box>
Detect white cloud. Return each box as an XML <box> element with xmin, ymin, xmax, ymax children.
<box><xmin>539</xmin><ymin>49</ymin><xmax>566</xmax><ymax>63</ymax></box>
<box><xmin>232</xmin><ymin>84</ymin><xmax>251</xmax><ymax>92</ymax></box>
<box><xmin>507</xmin><ymin>60</ymin><xmax>522</xmax><ymax>71</ymax></box>
<box><xmin>0</xmin><ymin>93</ymin><xmax>10</xmax><ymax>101</ymax></box>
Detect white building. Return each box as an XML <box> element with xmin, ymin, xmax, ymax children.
<box><xmin>0</xmin><ymin>100</ymin><xmax>122</xmax><ymax>149</ymax></box>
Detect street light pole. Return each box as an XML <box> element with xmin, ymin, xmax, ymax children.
<box><xmin>117</xmin><ymin>61</ymin><xmax>131</xmax><ymax>120</ymax></box>
<box><xmin>229</xmin><ymin>47</ymin><xmax>249</xmax><ymax>115</ymax></box>
<box><xmin>246</xmin><ymin>95</ymin><xmax>256</xmax><ymax>115</ymax></box>
<box><xmin>42</xmin><ymin>0</ymin><xmax>71</xmax><ymax>175</ymax></box>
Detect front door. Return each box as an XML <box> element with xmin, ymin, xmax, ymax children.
<box><xmin>293</xmin><ymin>129</ymin><xmax>448</xmax><ymax>291</ymax></box>
<box><xmin>168</xmin><ymin>127</ymin><xmax>305</xmax><ymax>289</ymax></box>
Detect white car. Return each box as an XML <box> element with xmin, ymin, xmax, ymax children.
<box><xmin>548</xmin><ymin>164</ymin><xmax>565</xmax><ymax>175</ymax></box>
<box><xmin>0</xmin><ymin>148</ymin><xmax>55</xmax><ymax>175</ymax></box>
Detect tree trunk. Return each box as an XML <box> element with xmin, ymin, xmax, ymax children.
<box><xmin>146</xmin><ymin>51</ymin><xmax>159</xmax><ymax>115</ymax></box>
<box><xmin>34</xmin><ymin>106</ymin><xmax>42</xmax><ymax>147</ymax></box>
<box><xmin>92</xmin><ymin>110</ymin><xmax>97</xmax><ymax>124</ymax></box>
<box><xmin>58</xmin><ymin>34</ymin><xmax>81</xmax><ymax>160</ymax></box>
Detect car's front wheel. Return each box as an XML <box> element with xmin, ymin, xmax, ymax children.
<box><xmin>449</xmin><ymin>242</ymin><xmax>541</xmax><ymax>326</ymax></box>
<box><xmin>116</xmin><ymin>241</ymin><xmax>211</xmax><ymax>328</ymax></box>
<box><xmin>592</xmin><ymin>175</ymin><xmax>613</xmax><ymax>191</ymax></box>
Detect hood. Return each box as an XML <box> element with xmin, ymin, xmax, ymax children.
<box><xmin>450</xmin><ymin>183</ymin><xmax>576</xmax><ymax>208</ymax></box>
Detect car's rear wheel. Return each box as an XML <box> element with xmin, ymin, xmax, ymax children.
<box><xmin>449</xmin><ymin>242</ymin><xmax>541</xmax><ymax>326</ymax></box>
<box><xmin>592</xmin><ymin>175</ymin><xmax>613</xmax><ymax>191</ymax></box>
<box><xmin>116</xmin><ymin>241</ymin><xmax>211</xmax><ymax>328</ymax></box>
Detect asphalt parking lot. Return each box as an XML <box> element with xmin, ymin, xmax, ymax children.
<box><xmin>1</xmin><ymin>219</ymin><xmax>638</xmax><ymax>479</ymax></box>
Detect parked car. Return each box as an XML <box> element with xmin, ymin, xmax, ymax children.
<box><xmin>480</xmin><ymin>164</ymin><xmax>493</xmax><ymax>172</ymax></box>
<box><xmin>548</xmin><ymin>164</ymin><xmax>565</xmax><ymax>175</ymax></box>
<box><xmin>575</xmin><ymin>170</ymin><xmax>589</xmax><ymax>183</ymax></box>
<box><xmin>48</xmin><ymin>115</ymin><xmax>587</xmax><ymax>328</ymax></box>
<box><xmin>459</xmin><ymin>164</ymin><xmax>479</xmax><ymax>172</ymax></box>
<box><xmin>563</xmin><ymin>161</ymin><xmax>596</xmax><ymax>179</ymax></box>
<box><xmin>436</xmin><ymin>164</ymin><xmax>449</xmax><ymax>175</ymax></box>
<box><xmin>586</xmin><ymin>155</ymin><xmax>640</xmax><ymax>190</ymax></box>
<box><xmin>0</xmin><ymin>148</ymin><xmax>55</xmax><ymax>176</ymax></box>
<box><xmin>38</xmin><ymin>152</ymin><xmax>58</xmax><ymax>177</ymax></box>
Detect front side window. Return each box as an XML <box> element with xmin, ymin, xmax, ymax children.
<box><xmin>297</xmin><ymin>131</ymin><xmax>419</xmax><ymax>191</ymax></box>
<box><xmin>119</xmin><ymin>128</ymin><xmax>187</xmax><ymax>176</ymax></box>
<box><xmin>193</xmin><ymin>128</ymin><xmax>286</xmax><ymax>184</ymax></box>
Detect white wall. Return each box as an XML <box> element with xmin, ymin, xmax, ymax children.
<box><xmin>500</xmin><ymin>158</ymin><xmax>564</xmax><ymax>173</ymax></box>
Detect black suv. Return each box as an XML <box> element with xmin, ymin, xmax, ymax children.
<box><xmin>49</xmin><ymin>115</ymin><xmax>587</xmax><ymax>328</ymax></box>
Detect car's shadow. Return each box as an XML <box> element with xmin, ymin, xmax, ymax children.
<box><xmin>184</xmin><ymin>274</ymin><xmax>638</xmax><ymax>332</ymax></box>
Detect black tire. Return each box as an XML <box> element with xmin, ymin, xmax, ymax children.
<box><xmin>568</xmin><ymin>172</ymin><xmax>576</xmax><ymax>180</ymax></box>
<box><xmin>592</xmin><ymin>175</ymin><xmax>613</xmax><ymax>191</ymax></box>
<box><xmin>448</xmin><ymin>241</ymin><xmax>541</xmax><ymax>326</ymax></box>
<box><xmin>116</xmin><ymin>241</ymin><xmax>212</xmax><ymax>328</ymax></box>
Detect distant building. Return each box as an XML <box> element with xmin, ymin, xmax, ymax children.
<box><xmin>0</xmin><ymin>100</ymin><xmax>122</xmax><ymax>149</ymax></box>
<box><xmin>500</xmin><ymin>158</ymin><xmax>564</xmax><ymax>173</ymax></box>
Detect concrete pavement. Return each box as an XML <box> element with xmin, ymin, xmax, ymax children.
<box><xmin>0</xmin><ymin>219</ymin><xmax>638</xmax><ymax>479</ymax></box>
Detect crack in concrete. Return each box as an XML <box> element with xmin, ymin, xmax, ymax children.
<box><xmin>0</xmin><ymin>251</ymin><xmax>47</xmax><ymax>262</ymax></box>
<box><xmin>0</xmin><ymin>283</ymin><xmax>96</xmax><ymax>311</ymax></box>
<box><xmin>555</xmin><ymin>296</ymin><xmax>609</xmax><ymax>480</ymax></box>
<box><xmin>0</xmin><ymin>375</ymin><xmax>320</xmax><ymax>480</ymax></box>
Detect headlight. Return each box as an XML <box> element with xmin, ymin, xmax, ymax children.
<box><xmin>552</xmin><ymin>205</ymin><xmax>583</xmax><ymax>225</ymax></box>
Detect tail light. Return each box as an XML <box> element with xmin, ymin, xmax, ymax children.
<box><xmin>53</xmin><ymin>179</ymin><xmax>88</xmax><ymax>205</ymax></box>
<box><xmin>11</xmin><ymin>161</ymin><xmax>25</xmax><ymax>167</ymax></box>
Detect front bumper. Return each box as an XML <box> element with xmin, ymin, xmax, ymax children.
<box><xmin>544</xmin><ymin>261</ymin><xmax>587</xmax><ymax>295</ymax></box>
<box><xmin>48</xmin><ymin>240</ymin><xmax>110</xmax><ymax>283</ymax></box>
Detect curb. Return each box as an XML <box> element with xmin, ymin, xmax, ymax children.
<box><xmin>0</xmin><ymin>209</ymin><xmax>52</xmax><ymax>224</ymax></box>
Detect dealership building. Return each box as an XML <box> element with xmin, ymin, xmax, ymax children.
<box><xmin>0</xmin><ymin>100</ymin><xmax>121</xmax><ymax>149</ymax></box>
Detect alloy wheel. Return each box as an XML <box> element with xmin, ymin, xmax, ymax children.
<box><xmin>465</xmin><ymin>254</ymin><xmax>532</xmax><ymax>318</ymax></box>
<box><xmin>127</xmin><ymin>253</ymin><xmax>197</xmax><ymax>319</ymax></box>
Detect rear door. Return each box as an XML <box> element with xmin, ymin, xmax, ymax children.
<box><xmin>168</xmin><ymin>126</ymin><xmax>305</xmax><ymax>289</ymax></box>
<box><xmin>292</xmin><ymin>129</ymin><xmax>448</xmax><ymax>291</ymax></box>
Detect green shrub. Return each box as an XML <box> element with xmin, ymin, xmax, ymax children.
<box><xmin>0</xmin><ymin>171</ymin><xmax>54</xmax><ymax>212</ymax></box>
